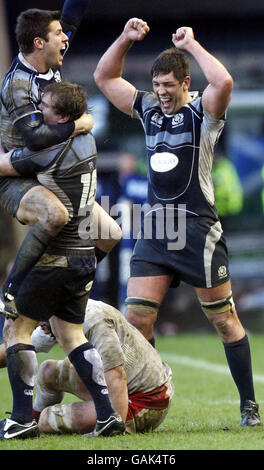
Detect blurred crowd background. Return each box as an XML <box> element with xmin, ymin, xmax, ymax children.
<box><xmin>1</xmin><ymin>0</ymin><xmax>264</xmax><ymax>335</ymax></box>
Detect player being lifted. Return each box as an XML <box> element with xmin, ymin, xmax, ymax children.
<box><xmin>0</xmin><ymin>80</ymin><xmax>125</xmax><ymax>440</ymax></box>
<box><xmin>0</xmin><ymin>1</ymin><xmax>121</xmax><ymax>319</ymax></box>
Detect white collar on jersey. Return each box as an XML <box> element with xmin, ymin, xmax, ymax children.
<box><xmin>18</xmin><ymin>52</ymin><xmax>54</xmax><ymax>80</ymax></box>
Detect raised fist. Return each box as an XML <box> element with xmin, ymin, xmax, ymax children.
<box><xmin>123</xmin><ymin>18</ymin><xmax>150</xmax><ymax>42</ymax></box>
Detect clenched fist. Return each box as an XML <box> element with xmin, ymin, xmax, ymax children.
<box><xmin>123</xmin><ymin>18</ymin><xmax>150</xmax><ymax>42</ymax></box>
<box><xmin>172</xmin><ymin>27</ymin><xmax>195</xmax><ymax>50</ymax></box>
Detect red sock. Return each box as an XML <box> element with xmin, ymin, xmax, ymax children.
<box><xmin>33</xmin><ymin>409</ymin><xmax>41</xmax><ymax>422</ymax></box>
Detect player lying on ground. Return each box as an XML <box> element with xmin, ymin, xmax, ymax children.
<box><xmin>0</xmin><ymin>299</ymin><xmax>174</xmax><ymax>434</ymax></box>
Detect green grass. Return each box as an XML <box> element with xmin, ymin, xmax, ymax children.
<box><xmin>1</xmin><ymin>333</ymin><xmax>264</xmax><ymax>451</ymax></box>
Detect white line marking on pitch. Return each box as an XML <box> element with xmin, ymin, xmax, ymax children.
<box><xmin>161</xmin><ymin>353</ymin><xmax>264</xmax><ymax>384</ymax></box>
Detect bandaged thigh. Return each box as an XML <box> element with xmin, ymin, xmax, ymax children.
<box><xmin>199</xmin><ymin>292</ymin><xmax>235</xmax><ymax>317</ymax></box>
<box><xmin>125</xmin><ymin>297</ymin><xmax>160</xmax><ymax>315</ymax></box>
<box><xmin>45</xmin><ymin>403</ymin><xmax>74</xmax><ymax>433</ymax></box>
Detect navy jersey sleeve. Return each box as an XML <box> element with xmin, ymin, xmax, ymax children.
<box><xmin>132</xmin><ymin>90</ymin><xmax>145</xmax><ymax>118</ymax></box>
<box><xmin>21</xmin><ymin>0</ymin><xmax>90</xmax><ymax>148</ymax></box>
<box><xmin>132</xmin><ymin>90</ymin><xmax>158</xmax><ymax>120</ymax></box>
<box><xmin>1</xmin><ymin>64</ymin><xmax>75</xmax><ymax>152</ymax></box>
<box><xmin>61</xmin><ymin>0</ymin><xmax>90</xmax><ymax>44</ymax></box>
<box><xmin>10</xmin><ymin>141</ymin><xmax>70</xmax><ymax>177</ymax></box>
<box><xmin>15</xmin><ymin>114</ymin><xmax>74</xmax><ymax>152</ymax></box>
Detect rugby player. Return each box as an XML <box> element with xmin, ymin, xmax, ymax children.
<box><xmin>0</xmin><ymin>1</ymin><xmax>121</xmax><ymax>319</ymax></box>
<box><xmin>93</xmin><ymin>19</ymin><xmax>260</xmax><ymax>426</ymax></box>
<box><xmin>0</xmin><ymin>81</ymin><xmax>125</xmax><ymax>440</ymax></box>
<box><xmin>26</xmin><ymin>300</ymin><xmax>173</xmax><ymax>435</ymax></box>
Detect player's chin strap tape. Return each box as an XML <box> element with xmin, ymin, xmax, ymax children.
<box><xmin>125</xmin><ymin>297</ymin><xmax>160</xmax><ymax>315</ymax></box>
<box><xmin>199</xmin><ymin>292</ymin><xmax>235</xmax><ymax>316</ymax></box>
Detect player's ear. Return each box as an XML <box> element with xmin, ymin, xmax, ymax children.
<box><xmin>183</xmin><ymin>75</ymin><xmax>191</xmax><ymax>92</ymax></box>
<box><xmin>33</xmin><ymin>36</ymin><xmax>45</xmax><ymax>50</ymax></box>
<box><xmin>57</xmin><ymin>115</ymin><xmax>70</xmax><ymax>123</ymax></box>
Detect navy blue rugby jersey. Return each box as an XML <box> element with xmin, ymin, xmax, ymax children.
<box><xmin>0</xmin><ymin>15</ymin><xmax>77</xmax><ymax>151</ymax></box>
<box><xmin>132</xmin><ymin>91</ymin><xmax>225</xmax><ymax>220</ymax></box>
<box><xmin>11</xmin><ymin>133</ymin><xmax>97</xmax><ymax>256</ymax></box>
<box><xmin>0</xmin><ymin>54</ymin><xmax>72</xmax><ymax>151</ymax></box>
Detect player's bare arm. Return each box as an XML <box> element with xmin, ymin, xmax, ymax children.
<box><xmin>105</xmin><ymin>366</ymin><xmax>128</xmax><ymax>423</ymax></box>
<box><xmin>71</xmin><ymin>112</ymin><xmax>94</xmax><ymax>137</ymax></box>
<box><xmin>94</xmin><ymin>18</ymin><xmax>150</xmax><ymax>116</ymax></box>
<box><xmin>172</xmin><ymin>27</ymin><xmax>233</xmax><ymax>118</ymax></box>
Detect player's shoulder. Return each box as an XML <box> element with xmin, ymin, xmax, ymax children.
<box><xmin>1</xmin><ymin>56</ymin><xmax>36</xmax><ymax>104</ymax></box>
<box><xmin>187</xmin><ymin>92</ymin><xmax>202</xmax><ymax>112</ymax></box>
<box><xmin>135</xmin><ymin>90</ymin><xmax>159</xmax><ymax>110</ymax></box>
<box><xmin>84</xmin><ymin>299</ymin><xmax>126</xmax><ymax>332</ymax></box>
<box><xmin>71</xmin><ymin>133</ymin><xmax>97</xmax><ymax>159</ymax></box>
<box><xmin>4</xmin><ymin>55</ymin><xmax>34</xmax><ymax>84</ymax></box>
<box><xmin>85</xmin><ymin>299</ymin><xmax>122</xmax><ymax>321</ymax></box>
<box><xmin>72</xmin><ymin>132</ymin><xmax>96</xmax><ymax>146</ymax></box>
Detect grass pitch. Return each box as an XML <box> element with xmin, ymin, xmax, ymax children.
<box><xmin>0</xmin><ymin>332</ymin><xmax>264</xmax><ymax>453</ymax></box>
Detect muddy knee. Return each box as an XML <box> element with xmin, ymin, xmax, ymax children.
<box><xmin>38</xmin><ymin>360</ymin><xmax>58</xmax><ymax>388</ymax></box>
<box><xmin>17</xmin><ymin>186</ymin><xmax>69</xmax><ymax>234</ymax></box>
<box><xmin>199</xmin><ymin>292</ymin><xmax>244</xmax><ymax>341</ymax></box>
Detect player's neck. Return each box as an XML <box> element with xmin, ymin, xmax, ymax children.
<box><xmin>184</xmin><ymin>91</ymin><xmax>193</xmax><ymax>105</ymax></box>
<box><xmin>173</xmin><ymin>92</ymin><xmax>193</xmax><ymax>114</ymax></box>
<box><xmin>22</xmin><ymin>52</ymin><xmax>50</xmax><ymax>74</ymax></box>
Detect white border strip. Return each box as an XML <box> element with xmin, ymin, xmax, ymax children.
<box><xmin>162</xmin><ymin>353</ymin><xmax>264</xmax><ymax>384</ymax></box>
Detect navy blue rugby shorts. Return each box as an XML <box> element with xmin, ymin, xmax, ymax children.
<box><xmin>0</xmin><ymin>177</ymin><xmax>39</xmax><ymax>217</ymax></box>
<box><xmin>130</xmin><ymin>217</ymin><xmax>230</xmax><ymax>289</ymax></box>
<box><xmin>15</xmin><ymin>255</ymin><xmax>96</xmax><ymax>324</ymax></box>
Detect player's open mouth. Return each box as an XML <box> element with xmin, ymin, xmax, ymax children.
<box><xmin>160</xmin><ymin>98</ymin><xmax>171</xmax><ymax>109</ymax></box>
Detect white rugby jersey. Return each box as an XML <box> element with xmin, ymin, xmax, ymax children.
<box><xmin>84</xmin><ymin>300</ymin><xmax>171</xmax><ymax>395</ymax></box>
<box><xmin>31</xmin><ymin>299</ymin><xmax>172</xmax><ymax>395</ymax></box>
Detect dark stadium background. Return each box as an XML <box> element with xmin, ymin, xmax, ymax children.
<box><xmin>1</xmin><ymin>0</ymin><xmax>264</xmax><ymax>335</ymax></box>
<box><xmin>5</xmin><ymin>1</ymin><xmax>264</xmax><ymax>60</ymax></box>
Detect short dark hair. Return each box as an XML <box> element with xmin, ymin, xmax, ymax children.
<box><xmin>15</xmin><ymin>9</ymin><xmax>61</xmax><ymax>54</ymax></box>
<box><xmin>151</xmin><ymin>48</ymin><xmax>190</xmax><ymax>84</ymax></box>
<box><xmin>43</xmin><ymin>81</ymin><xmax>88</xmax><ymax>121</ymax></box>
